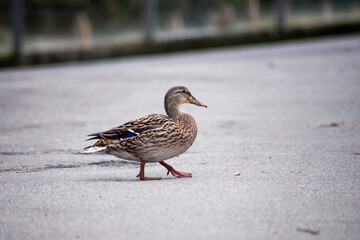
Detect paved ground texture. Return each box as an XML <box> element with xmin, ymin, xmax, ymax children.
<box><xmin>1</xmin><ymin>34</ymin><xmax>360</xmax><ymax>240</ymax></box>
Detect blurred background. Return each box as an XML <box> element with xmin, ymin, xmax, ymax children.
<box><xmin>1</xmin><ymin>0</ymin><xmax>360</xmax><ymax>66</ymax></box>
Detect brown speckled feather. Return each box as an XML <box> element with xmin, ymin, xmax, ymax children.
<box><xmin>104</xmin><ymin>113</ymin><xmax>197</xmax><ymax>162</ymax></box>
<box><xmin>82</xmin><ymin>86</ymin><xmax>207</xmax><ymax>165</ymax></box>
<box><xmin>87</xmin><ymin>114</ymin><xmax>170</xmax><ymax>140</ymax></box>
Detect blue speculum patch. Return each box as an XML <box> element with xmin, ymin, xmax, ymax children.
<box><xmin>122</xmin><ymin>130</ymin><xmax>138</xmax><ymax>139</ymax></box>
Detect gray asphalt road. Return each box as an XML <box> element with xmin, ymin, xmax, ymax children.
<box><xmin>1</xmin><ymin>34</ymin><xmax>360</xmax><ymax>240</ymax></box>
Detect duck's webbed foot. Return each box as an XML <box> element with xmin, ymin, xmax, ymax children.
<box><xmin>159</xmin><ymin>161</ymin><xmax>192</xmax><ymax>178</ymax></box>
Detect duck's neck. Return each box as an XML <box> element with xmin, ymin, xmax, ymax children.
<box><xmin>165</xmin><ymin>99</ymin><xmax>183</xmax><ymax>119</ymax></box>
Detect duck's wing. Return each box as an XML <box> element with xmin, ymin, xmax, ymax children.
<box><xmin>104</xmin><ymin>117</ymin><xmax>187</xmax><ymax>162</ymax></box>
<box><xmin>86</xmin><ymin>114</ymin><xmax>171</xmax><ymax>141</ymax></box>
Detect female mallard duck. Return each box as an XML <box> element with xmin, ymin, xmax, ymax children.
<box><xmin>82</xmin><ymin>86</ymin><xmax>207</xmax><ymax>180</ymax></box>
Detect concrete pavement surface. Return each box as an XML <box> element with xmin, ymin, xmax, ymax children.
<box><xmin>1</xmin><ymin>34</ymin><xmax>360</xmax><ymax>240</ymax></box>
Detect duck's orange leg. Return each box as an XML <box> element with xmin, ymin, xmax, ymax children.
<box><xmin>137</xmin><ymin>161</ymin><xmax>161</xmax><ymax>180</ymax></box>
<box><xmin>159</xmin><ymin>161</ymin><xmax>192</xmax><ymax>178</ymax></box>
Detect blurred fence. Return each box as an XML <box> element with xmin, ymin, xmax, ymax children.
<box><xmin>1</xmin><ymin>0</ymin><xmax>360</xmax><ymax>66</ymax></box>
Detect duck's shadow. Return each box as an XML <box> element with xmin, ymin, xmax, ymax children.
<box><xmin>87</xmin><ymin>159</ymin><xmax>139</xmax><ymax>168</ymax></box>
<box><xmin>85</xmin><ymin>176</ymin><xmax>179</xmax><ymax>182</ymax></box>
<box><xmin>0</xmin><ymin>159</ymin><xmax>139</xmax><ymax>174</ymax></box>
<box><xmin>2</xmin><ymin>155</ymin><xmax>190</xmax><ymax>182</ymax></box>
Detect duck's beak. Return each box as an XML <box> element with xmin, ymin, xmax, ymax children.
<box><xmin>190</xmin><ymin>97</ymin><xmax>207</xmax><ymax>108</ymax></box>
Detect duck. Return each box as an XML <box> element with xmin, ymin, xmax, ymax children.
<box><xmin>82</xmin><ymin>86</ymin><xmax>207</xmax><ymax>180</ymax></box>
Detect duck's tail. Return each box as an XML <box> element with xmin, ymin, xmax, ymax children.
<box><xmin>80</xmin><ymin>145</ymin><xmax>106</xmax><ymax>154</ymax></box>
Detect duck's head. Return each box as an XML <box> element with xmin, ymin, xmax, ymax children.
<box><xmin>165</xmin><ymin>86</ymin><xmax>207</xmax><ymax>117</ymax></box>
<box><xmin>165</xmin><ymin>86</ymin><xmax>207</xmax><ymax>107</ymax></box>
